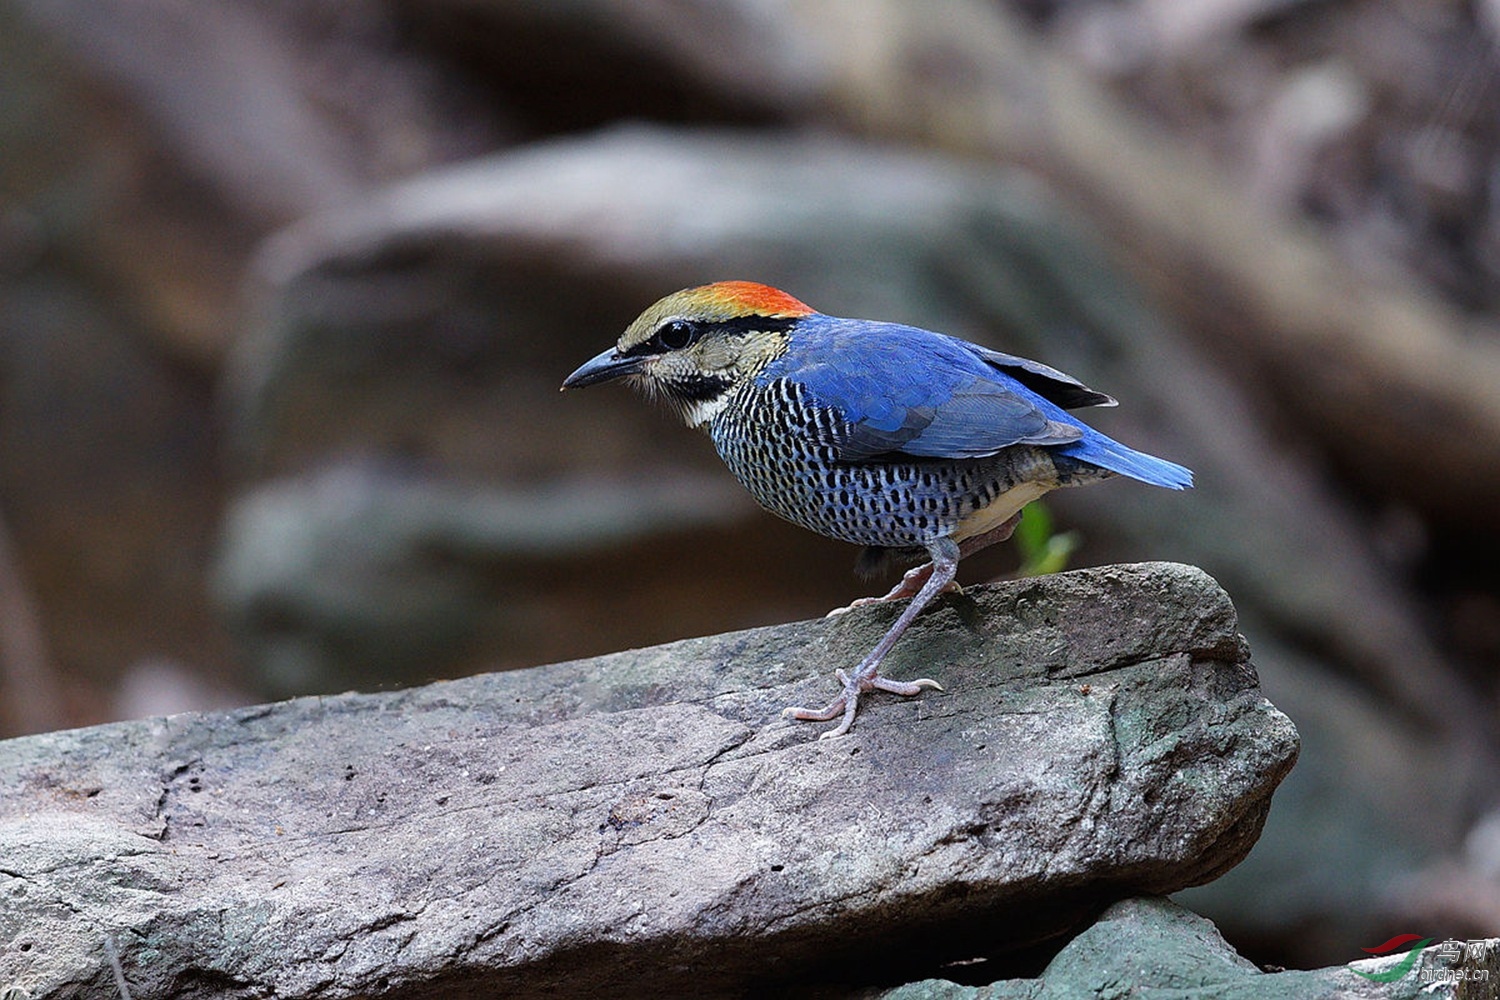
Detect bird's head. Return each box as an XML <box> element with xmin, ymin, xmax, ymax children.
<box><xmin>562</xmin><ymin>281</ymin><xmax>815</xmax><ymax>426</ymax></box>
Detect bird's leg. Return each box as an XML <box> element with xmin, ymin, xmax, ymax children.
<box><xmin>785</xmin><ymin>536</ymin><xmax>959</xmax><ymax>738</ymax></box>
<box><xmin>824</xmin><ymin>511</ymin><xmax>1021</xmax><ymax>618</ymax></box>
<box><xmin>826</xmin><ymin>560</ymin><xmax>953</xmax><ymax>617</ymax></box>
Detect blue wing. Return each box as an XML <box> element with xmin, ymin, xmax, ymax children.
<box><xmin>765</xmin><ymin>314</ymin><xmax>1193</xmax><ymax>489</ymax></box>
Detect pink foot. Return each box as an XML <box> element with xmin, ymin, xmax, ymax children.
<box><xmin>793</xmin><ymin>535</ymin><xmax>961</xmax><ymax>737</ymax></box>
<box><xmin>782</xmin><ymin>668</ymin><xmax>943</xmax><ymax>739</ymax></box>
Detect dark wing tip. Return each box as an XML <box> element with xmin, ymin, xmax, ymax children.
<box><xmin>971</xmin><ymin>345</ymin><xmax>1116</xmax><ymax>409</ymax></box>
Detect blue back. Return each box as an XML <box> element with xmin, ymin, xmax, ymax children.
<box><xmin>761</xmin><ymin>314</ymin><xmax>1192</xmax><ymax>490</ymax></box>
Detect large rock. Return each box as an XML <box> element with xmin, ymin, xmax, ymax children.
<box><xmin>0</xmin><ymin>562</ymin><xmax>1296</xmax><ymax>998</ymax></box>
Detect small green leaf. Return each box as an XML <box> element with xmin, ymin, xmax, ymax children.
<box><xmin>1015</xmin><ymin>502</ymin><xmax>1080</xmax><ymax>578</ymax></box>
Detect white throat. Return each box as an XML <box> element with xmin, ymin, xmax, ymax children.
<box><xmin>681</xmin><ymin>392</ymin><xmax>734</xmax><ymax>428</ymax></box>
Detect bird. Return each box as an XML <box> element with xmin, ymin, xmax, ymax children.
<box><xmin>562</xmin><ymin>281</ymin><xmax>1193</xmax><ymax>737</ymax></box>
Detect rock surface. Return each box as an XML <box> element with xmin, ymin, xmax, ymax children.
<box><xmin>0</xmin><ymin>562</ymin><xmax>1296</xmax><ymax>998</ymax></box>
<box><xmin>884</xmin><ymin>896</ymin><xmax>1499</xmax><ymax>1000</ymax></box>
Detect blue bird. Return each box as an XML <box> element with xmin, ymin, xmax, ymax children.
<box><xmin>563</xmin><ymin>282</ymin><xmax>1193</xmax><ymax>736</ymax></box>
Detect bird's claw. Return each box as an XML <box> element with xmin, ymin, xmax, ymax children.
<box><xmin>868</xmin><ymin>675</ymin><xmax>943</xmax><ymax>697</ymax></box>
<box><xmin>783</xmin><ymin>668</ymin><xmax>942</xmax><ymax>739</ymax></box>
<box><xmin>825</xmin><ymin>596</ymin><xmax>881</xmax><ymax>618</ymax></box>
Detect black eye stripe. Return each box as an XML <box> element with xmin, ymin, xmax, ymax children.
<box><xmin>621</xmin><ymin>319</ymin><xmax>702</xmax><ymax>358</ymax></box>
<box><xmin>619</xmin><ymin>314</ymin><xmax>799</xmax><ymax>358</ymax></box>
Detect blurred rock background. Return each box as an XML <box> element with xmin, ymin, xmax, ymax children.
<box><xmin>1</xmin><ymin>0</ymin><xmax>1497</xmax><ymax>974</ymax></box>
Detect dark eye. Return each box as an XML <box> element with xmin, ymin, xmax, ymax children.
<box><xmin>655</xmin><ymin>320</ymin><xmax>696</xmax><ymax>351</ymax></box>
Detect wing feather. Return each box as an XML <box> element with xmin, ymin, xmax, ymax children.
<box><xmin>765</xmin><ymin>316</ymin><xmax>1105</xmax><ymax>462</ymax></box>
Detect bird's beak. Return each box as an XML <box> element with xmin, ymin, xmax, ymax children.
<box><xmin>561</xmin><ymin>347</ymin><xmax>644</xmax><ymax>390</ymax></box>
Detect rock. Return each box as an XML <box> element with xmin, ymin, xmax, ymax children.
<box><xmin>211</xmin><ymin>463</ymin><xmax>756</xmax><ymax>695</ymax></box>
<box><xmin>0</xmin><ymin>562</ymin><xmax>1297</xmax><ymax>999</ymax></box>
<box><xmin>883</xmin><ymin>896</ymin><xmax>1498</xmax><ymax>999</ymax></box>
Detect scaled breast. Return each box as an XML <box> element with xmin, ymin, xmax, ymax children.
<box><xmin>707</xmin><ymin>377</ymin><xmax>1077</xmax><ymax>550</ymax></box>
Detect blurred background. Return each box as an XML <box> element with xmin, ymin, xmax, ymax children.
<box><xmin>1</xmin><ymin>0</ymin><xmax>1497</xmax><ymax>973</ymax></box>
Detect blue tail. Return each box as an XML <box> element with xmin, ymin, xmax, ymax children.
<box><xmin>1061</xmin><ymin>432</ymin><xmax>1194</xmax><ymax>490</ymax></box>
